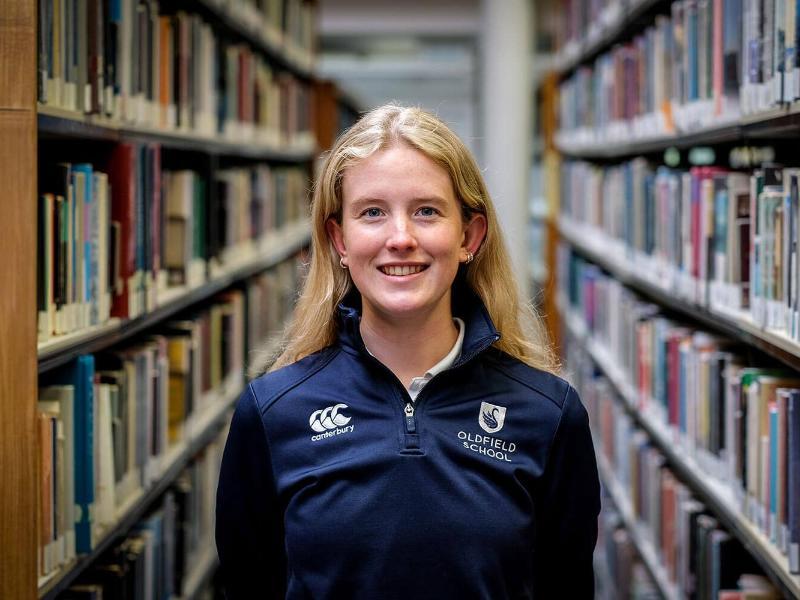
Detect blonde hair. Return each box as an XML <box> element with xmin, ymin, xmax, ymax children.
<box><xmin>250</xmin><ymin>104</ymin><xmax>559</xmax><ymax>376</ymax></box>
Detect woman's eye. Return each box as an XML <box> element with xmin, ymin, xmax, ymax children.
<box><xmin>417</xmin><ymin>207</ymin><xmax>437</xmax><ymax>217</ymax></box>
<box><xmin>363</xmin><ymin>208</ymin><xmax>382</xmax><ymax>218</ymax></box>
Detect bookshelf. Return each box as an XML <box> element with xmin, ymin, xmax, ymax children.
<box><xmin>559</xmin><ymin>297</ymin><xmax>800</xmax><ymax>599</ymax></box>
<box><xmin>38</xmin><ymin>378</ymin><xmax>239</xmax><ymax>599</ymax></box>
<box><xmin>38</xmin><ymin>220</ymin><xmax>310</xmax><ymax>373</ymax></box>
<box><xmin>312</xmin><ymin>79</ymin><xmax>361</xmax><ymax>154</ymax></box>
<box><xmin>596</xmin><ymin>452</ymin><xmax>681</xmax><ymax>600</ymax></box>
<box><xmin>0</xmin><ymin>2</ymin><xmax>38</xmax><ymax>599</ymax></box>
<box><xmin>1</xmin><ymin>1</ymin><xmax>317</xmax><ymax>598</ymax></box>
<box><xmin>38</xmin><ymin>107</ymin><xmax>317</xmax><ymax>160</ymax></box>
<box><xmin>539</xmin><ymin>0</ymin><xmax>800</xmax><ymax>597</ymax></box>
<box><xmin>554</xmin><ymin>0</ymin><xmax>662</xmax><ymax>75</ymax></box>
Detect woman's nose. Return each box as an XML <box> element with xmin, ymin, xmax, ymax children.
<box><xmin>386</xmin><ymin>217</ymin><xmax>418</xmax><ymax>251</ymax></box>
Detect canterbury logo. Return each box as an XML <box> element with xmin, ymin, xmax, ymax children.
<box><xmin>309</xmin><ymin>403</ymin><xmax>352</xmax><ymax>432</ymax></box>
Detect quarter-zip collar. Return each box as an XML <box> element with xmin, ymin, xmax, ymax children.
<box><xmin>335</xmin><ymin>274</ymin><xmax>501</xmax><ymax>368</ymax></box>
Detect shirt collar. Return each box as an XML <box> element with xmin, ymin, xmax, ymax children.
<box><xmin>362</xmin><ymin>317</ymin><xmax>464</xmax><ymax>375</ymax></box>
<box><xmin>424</xmin><ymin>317</ymin><xmax>465</xmax><ymax>378</ymax></box>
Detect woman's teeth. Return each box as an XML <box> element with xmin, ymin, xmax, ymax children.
<box><xmin>381</xmin><ymin>265</ymin><xmax>424</xmax><ymax>276</ymax></box>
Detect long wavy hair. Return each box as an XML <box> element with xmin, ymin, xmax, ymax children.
<box><xmin>250</xmin><ymin>104</ymin><xmax>559</xmax><ymax>376</ymax></box>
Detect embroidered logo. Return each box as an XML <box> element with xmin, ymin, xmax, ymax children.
<box><xmin>479</xmin><ymin>402</ymin><xmax>506</xmax><ymax>433</ymax></box>
<box><xmin>309</xmin><ymin>403</ymin><xmax>351</xmax><ymax>431</ymax></box>
<box><xmin>309</xmin><ymin>404</ymin><xmax>354</xmax><ymax>442</ymax></box>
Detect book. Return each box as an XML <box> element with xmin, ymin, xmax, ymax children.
<box><xmin>789</xmin><ymin>388</ymin><xmax>800</xmax><ymax>572</ymax></box>
<box><xmin>49</xmin><ymin>355</ymin><xmax>96</xmax><ymax>553</ymax></box>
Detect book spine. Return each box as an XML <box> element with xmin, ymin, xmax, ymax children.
<box><xmin>789</xmin><ymin>390</ymin><xmax>800</xmax><ymax>572</ymax></box>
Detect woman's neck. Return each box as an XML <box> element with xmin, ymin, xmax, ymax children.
<box><xmin>359</xmin><ymin>309</ymin><xmax>460</xmax><ymax>389</ymax></box>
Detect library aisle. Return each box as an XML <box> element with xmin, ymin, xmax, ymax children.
<box><xmin>7</xmin><ymin>0</ymin><xmax>800</xmax><ymax>598</ymax></box>
<box><xmin>533</xmin><ymin>0</ymin><xmax>800</xmax><ymax>598</ymax></box>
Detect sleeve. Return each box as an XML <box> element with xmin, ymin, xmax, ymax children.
<box><xmin>533</xmin><ymin>385</ymin><xmax>601</xmax><ymax>599</ymax></box>
<box><xmin>216</xmin><ymin>384</ymin><xmax>286</xmax><ymax>599</ymax></box>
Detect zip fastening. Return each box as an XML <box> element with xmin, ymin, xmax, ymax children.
<box><xmin>404</xmin><ymin>402</ymin><xmax>416</xmax><ymax>433</ymax></box>
<box><xmin>360</xmin><ymin>333</ymin><xmax>499</xmax><ymax>449</ymax></box>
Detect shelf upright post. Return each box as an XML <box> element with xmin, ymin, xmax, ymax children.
<box><xmin>480</xmin><ymin>0</ymin><xmax>532</xmax><ymax>287</ymax></box>
<box><xmin>0</xmin><ymin>0</ymin><xmax>38</xmax><ymax>598</ymax></box>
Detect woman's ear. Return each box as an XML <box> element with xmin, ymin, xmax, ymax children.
<box><xmin>326</xmin><ymin>217</ymin><xmax>347</xmax><ymax>264</ymax></box>
<box><xmin>462</xmin><ymin>213</ymin><xmax>487</xmax><ymax>259</ymax></box>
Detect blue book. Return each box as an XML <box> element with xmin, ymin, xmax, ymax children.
<box><xmin>135</xmin><ymin>510</ymin><xmax>166</xmax><ymax>599</ymax></box>
<box><xmin>51</xmin><ymin>355</ymin><xmax>95</xmax><ymax>553</ymax></box>
<box><xmin>789</xmin><ymin>390</ymin><xmax>800</xmax><ymax>573</ymax></box>
<box><xmin>73</xmin><ymin>164</ymin><xmax>95</xmax><ymax>324</ymax></box>
<box><xmin>713</xmin><ymin>185</ymin><xmax>728</xmax><ymax>280</ymax></box>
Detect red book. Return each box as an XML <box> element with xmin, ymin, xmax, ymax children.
<box><xmin>109</xmin><ymin>143</ymin><xmax>136</xmax><ymax>319</ymax></box>
<box><xmin>660</xmin><ymin>470</ymin><xmax>677</xmax><ymax>580</ymax></box>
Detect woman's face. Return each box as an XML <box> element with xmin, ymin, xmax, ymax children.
<box><xmin>327</xmin><ymin>143</ymin><xmax>486</xmax><ymax>327</ymax></box>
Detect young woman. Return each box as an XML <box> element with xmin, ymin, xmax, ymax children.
<box><xmin>216</xmin><ymin>104</ymin><xmax>600</xmax><ymax>599</ymax></box>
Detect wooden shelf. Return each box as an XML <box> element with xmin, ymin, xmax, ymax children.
<box><xmin>38</xmin><ymin>106</ymin><xmax>318</xmax><ymax>161</ymax></box>
<box><xmin>37</xmin><ymin>378</ymin><xmax>241</xmax><ymax>600</ymax></box>
<box><xmin>596</xmin><ymin>453</ymin><xmax>681</xmax><ymax>600</ymax></box>
<box><xmin>38</xmin><ymin>221</ymin><xmax>310</xmax><ymax>374</ymax></box>
<box><xmin>560</xmin><ymin>301</ymin><xmax>800</xmax><ymax>600</ymax></box>
<box><xmin>558</xmin><ymin>217</ymin><xmax>800</xmax><ymax>372</ymax></box>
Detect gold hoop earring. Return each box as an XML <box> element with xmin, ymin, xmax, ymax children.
<box><xmin>464</xmin><ymin>251</ymin><xmax>474</xmax><ymax>265</ymax></box>
<box><xmin>339</xmin><ymin>257</ymin><xmax>348</xmax><ymax>269</ymax></box>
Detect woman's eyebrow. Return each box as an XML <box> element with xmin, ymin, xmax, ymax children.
<box><xmin>347</xmin><ymin>197</ymin><xmax>386</xmax><ymax>210</ymax></box>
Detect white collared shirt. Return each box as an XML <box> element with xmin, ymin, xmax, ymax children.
<box><xmin>363</xmin><ymin>318</ymin><xmax>465</xmax><ymax>401</ymax></box>
<box><xmin>407</xmin><ymin>317</ymin><xmax>464</xmax><ymax>401</ymax></box>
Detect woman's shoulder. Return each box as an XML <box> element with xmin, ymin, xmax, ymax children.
<box><xmin>248</xmin><ymin>346</ymin><xmax>340</xmax><ymax>409</ymax></box>
<box><xmin>483</xmin><ymin>348</ymin><xmax>573</xmax><ymax>411</ymax></box>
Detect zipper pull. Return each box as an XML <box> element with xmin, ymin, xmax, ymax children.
<box><xmin>404</xmin><ymin>402</ymin><xmax>416</xmax><ymax>433</ymax></box>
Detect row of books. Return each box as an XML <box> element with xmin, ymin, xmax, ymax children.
<box><xmin>559</xmin><ymin>158</ymin><xmax>800</xmax><ymax>342</ymax></box>
<box><xmin>206</xmin><ymin>0</ymin><xmax>316</xmax><ymax>61</ymax></box>
<box><xmin>36</xmin><ymin>251</ymin><xmax>301</xmax><ymax>581</ymax></box>
<box><xmin>548</xmin><ymin>0</ymin><xmax>626</xmax><ymax>66</ymax></box>
<box><xmin>36</xmin><ymin>147</ymin><xmax>309</xmax><ymax>340</ymax></box>
<box><xmin>37</xmin><ymin>0</ymin><xmax>314</xmax><ymax>147</ymax></box>
<box><xmin>559</xmin><ymin>248</ymin><xmax>800</xmax><ymax>577</ymax></box>
<box><xmin>556</xmin><ymin>0</ymin><xmax>800</xmax><ymax>149</ymax></box>
<box><xmin>246</xmin><ymin>256</ymin><xmax>306</xmax><ymax>375</ymax></box>
<box><xmin>60</xmin><ymin>427</ymin><xmax>225</xmax><ymax>599</ymax></box>
<box><xmin>573</xmin><ymin>354</ymin><xmax>783</xmax><ymax>600</ymax></box>
<box><xmin>212</xmin><ymin>163</ymin><xmax>308</xmax><ymax>271</ymax></box>
<box><xmin>36</xmin><ymin>288</ymin><xmax>242</xmax><ymax>577</ymax></box>
<box><xmin>596</xmin><ymin>507</ymin><xmax>661</xmax><ymax>600</ymax></box>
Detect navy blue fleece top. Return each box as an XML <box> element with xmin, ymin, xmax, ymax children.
<box><xmin>215</xmin><ymin>287</ymin><xmax>600</xmax><ymax>599</ymax></box>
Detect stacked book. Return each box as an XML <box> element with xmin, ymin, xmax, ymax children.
<box><xmin>37</xmin><ymin>0</ymin><xmax>314</xmax><ymax>147</ymax></box>
<box><xmin>58</xmin><ymin>428</ymin><xmax>226</xmax><ymax>599</ymax></box>
<box><xmin>559</xmin><ymin>248</ymin><xmax>800</xmax><ymax>580</ymax></box>
<box><xmin>37</xmin><ymin>151</ymin><xmax>310</xmax><ymax>340</ymax></box>
<box><xmin>556</xmin><ymin>0</ymin><xmax>800</xmax><ymax>149</ymax></box>
<box><xmin>559</xmin><ymin>159</ymin><xmax>800</xmax><ymax>343</ymax></box>
<box><xmin>36</xmin><ymin>288</ymin><xmax>246</xmax><ymax>578</ymax></box>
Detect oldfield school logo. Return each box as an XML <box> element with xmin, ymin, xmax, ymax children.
<box><xmin>479</xmin><ymin>402</ymin><xmax>506</xmax><ymax>433</ymax></box>
<box><xmin>458</xmin><ymin>401</ymin><xmax>516</xmax><ymax>462</ymax></box>
<box><xmin>309</xmin><ymin>404</ymin><xmax>354</xmax><ymax>442</ymax></box>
